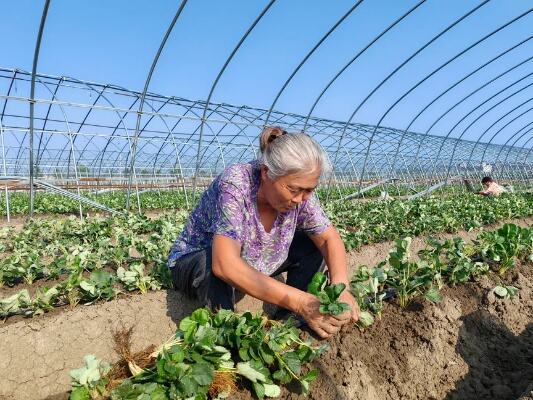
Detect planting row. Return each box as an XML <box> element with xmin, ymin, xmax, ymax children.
<box><xmin>327</xmin><ymin>192</ymin><xmax>532</xmax><ymax>249</ymax></box>
<box><xmin>0</xmin><ymin>190</ymin><xmax>190</xmax><ymax>216</ymax></box>
<box><xmin>0</xmin><ymin>213</ymin><xmax>186</xmax><ymax>318</ymax></box>
<box><xmin>69</xmin><ymin>310</ymin><xmax>325</xmax><ymax>400</ymax></box>
<box><xmin>0</xmin><ymin>194</ymin><xmax>531</xmax><ymax>319</ymax></box>
<box><xmin>2</xmin><ymin>181</ymin><xmax>526</xmax><ymax>217</ymax></box>
<box><xmin>350</xmin><ymin>223</ymin><xmax>533</xmax><ymax>328</ymax></box>
<box><xmin>66</xmin><ymin>223</ymin><xmax>532</xmax><ymax>399</ymax></box>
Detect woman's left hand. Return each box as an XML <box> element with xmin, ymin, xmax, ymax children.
<box><xmin>339</xmin><ymin>289</ymin><xmax>360</xmax><ymax>322</ymax></box>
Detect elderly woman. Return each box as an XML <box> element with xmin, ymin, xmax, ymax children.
<box><xmin>168</xmin><ymin>127</ymin><xmax>359</xmax><ymax>338</ymax></box>
<box><xmin>479</xmin><ymin>176</ymin><xmax>506</xmax><ymax>196</ymax></box>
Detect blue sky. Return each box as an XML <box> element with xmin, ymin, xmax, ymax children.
<box><xmin>1</xmin><ymin>0</ymin><xmax>532</xmax><ymax>146</ymax></box>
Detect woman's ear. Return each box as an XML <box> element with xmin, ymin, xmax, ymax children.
<box><xmin>260</xmin><ymin>165</ymin><xmax>269</xmax><ymax>181</ymax></box>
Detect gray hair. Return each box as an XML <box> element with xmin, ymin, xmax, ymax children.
<box><xmin>258</xmin><ymin>131</ymin><xmax>332</xmax><ymax>180</ymax></box>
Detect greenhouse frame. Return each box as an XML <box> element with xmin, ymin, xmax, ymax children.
<box><xmin>0</xmin><ymin>0</ymin><xmax>531</xmax><ymax>218</ymax></box>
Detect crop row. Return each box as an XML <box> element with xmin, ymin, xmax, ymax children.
<box><xmin>327</xmin><ymin>192</ymin><xmax>532</xmax><ymax>250</ymax></box>
<box><xmin>0</xmin><ymin>213</ymin><xmax>186</xmax><ymax>318</ymax></box>
<box><xmin>0</xmin><ymin>194</ymin><xmax>531</xmax><ymax>319</ymax></box>
<box><xmin>351</xmin><ymin>223</ymin><xmax>532</xmax><ymax>327</ymax></box>
<box><xmin>66</xmin><ymin>223</ymin><xmax>532</xmax><ymax>399</ymax></box>
<box><xmin>1</xmin><ymin>181</ymin><xmax>528</xmax><ymax>217</ymax></box>
<box><xmin>0</xmin><ymin>190</ymin><xmax>190</xmax><ymax>216</ymax></box>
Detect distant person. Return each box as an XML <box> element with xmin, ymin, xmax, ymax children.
<box><xmin>168</xmin><ymin>126</ymin><xmax>359</xmax><ymax>339</ymax></box>
<box><xmin>479</xmin><ymin>176</ymin><xmax>506</xmax><ymax>196</ymax></box>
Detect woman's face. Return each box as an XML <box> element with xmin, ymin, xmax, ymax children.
<box><xmin>260</xmin><ymin>166</ymin><xmax>320</xmax><ymax>212</ymax></box>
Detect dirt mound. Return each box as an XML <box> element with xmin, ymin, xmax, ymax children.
<box><xmin>289</xmin><ymin>260</ymin><xmax>533</xmax><ymax>400</ymax></box>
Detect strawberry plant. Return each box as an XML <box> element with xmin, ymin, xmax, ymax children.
<box><xmin>79</xmin><ymin>270</ymin><xmax>119</xmax><ymax>303</ymax></box>
<box><xmin>70</xmin><ymin>308</ymin><xmax>327</xmax><ymax>399</ymax></box>
<box><xmin>117</xmin><ymin>263</ymin><xmax>161</xmax><ymax>293</ymax></box>
<box><xmin>492</xmin><ymin>285</ymin><xmax>519</xmax><ymax>299</ymax></box>
<box><xmin>350</xmin><ymin>264</ymin><xmax>387</xmax><ymax>327</ymax></box>
<box><xmin>307</xmin><ymin>272</ymin><xmax>350</xmax><ymax>316</ymax></box>
<box><xmin>0</xmin><ymin>289</ymin><xmax>31</xmax><ymax>318</ymax></box>
<box><xmin>69</xmin><ymin>355</ymin><xmax>111</xmax><ymax>400</ymax></box>
<box><xmin>32</xmin><ymin>285</ymin><xmax>61</xmax><ymax>315</ymax></box>
<box><xmin>478</xmin><ymin>224</ymin><xmax>529</xmax><ymax>275</ymax></box>
<box><xmin>385</xmin><ymin>238</ymin><xmax>444</xmax><ymax>308</ymax></box>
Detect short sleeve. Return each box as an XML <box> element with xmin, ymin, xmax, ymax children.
<box><xmin>296</xmin><ymin>193</ymin><xmax>331</xmax><ymax>235</ymax></box>
<box><xmin>212</xmin><ymin>180</ymin><xmax>245</xmax><ymax>243</ymax></box>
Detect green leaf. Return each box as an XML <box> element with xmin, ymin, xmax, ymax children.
<box><xmin>356</xmin><ymin>311</ymin><xmax>374</xmax><ymax>328</ymax></box>
<box><xmin>259</xmin><ymin>343</ymin><xmax>275</xmax><ymax>364</ymax></box>
<box><xmin>493</xmin><ymin>285</ymin><xmax>508</xmax><ymax>298</ymax></box>
<box><xmin>263</xmin><ymin>383</ymin><xmax>281</xmax><ymax>397</ymax></box>
<box><xmin>69</xmin><ymin>387</ymin><xmax>90</xmax><ymax>400</ymax></box>
<box><xmin>190</xmin><ymin>308</ymin><xmax>210</xmax><ymax>325</ymax></box>
<box><xmin>237</xmin><ymin>362</ymin><xmax>267</xmax><ymax>383</ymax></box>
<box><xmin>425</xmin><ymin>287</ymin><xmax>443</xmax><ymax>303</ymax></box>
<box><xmin>191</xmin><ymin>363</ymin><xmax>214</xmax><ymax>386</ymax></box>
<box><xmin>506</xmin><ymin>286</ymin><xmax>519</xmax><ymax>298</ymax></box>
<box><xmin>301</xmin><ymin>369</ymin><xmax>318</xmax><ymax>382</ymax></box>
<box><xmin>281</xmin><ymin>351</ymin><xmax>301</xmax><ymax>375</ymax></box>
<box><xmin>253</xmin><ymin>382</ymin><xmax>265</xmax><ymax>399</ymax></box>
<box><xmin>307</xmin><ymin>272</ymin><xmax>327</xmax><ymax>296</ymax></box>
<box><xmin>272</xmin><ymin>368</ymin><xmax>291</xmax><ymax>384</ymax></box>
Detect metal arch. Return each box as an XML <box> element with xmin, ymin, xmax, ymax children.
<box><xmin>389</xmin><ymin>38</ymin><xmax>533</xmax><ymax>172</ymax></box>
<box><xmin>145</xmin><ymin>99</ymin><xmax>207</xmax><ymax>208</ymax></box>
<box><xmin>263</xmin><ymin>0</ymin><xmax>364</xmax><ymax>126</ymax></box>
<box><xmin>194</xmin><ymin>104</ymin><xmax>258</xmax><ymax>172</ymax></box>
<box><xmin>128</xmin><ymin>95</ymin><xmax>188</xmax><ymax>157</ymax></box>
<box><xmin>60</xmin><ymin>82</ymin><xmax>113</xmax><ymax>167</ymax></box>
<box><xmin>0</xmin><ymin>119</ymin><xmax>10</xmax><ymax>221</ymax></box>
<box><xmin>66</xmin><ymin>79</ymin><xmax>143</xmax><ymax>202</ymax></box>
<box><xmin>518</xmin><ymin>135</ymin><xmax>533</xmax><ymax>163</ymax></box>
<box><xmin>409</xmin><ymin>58</ymin><xmax>533</xmax><ymax>171</ymax></box>
<box><xmin>453</xmin><ymin>84</ymin><xmax>533</xmax><ymax>167</ymax></box>
<box><xmin>23</xmin><ymin>75</ymin><xmax>84</xmax><ymax>179</ymax></box>
<box><xmin>154</xmin><ymin>104</ymin><xmax>238</xmax><ymax>170</ymax></box>
<box><xmin>29</xmin><ymin>0</ymin><xmax>51</xmax><ymax>217</ymax></box>
<box><xmin>0</xmin><ymin>69</ymin><xmax>18</xmax><ymax>127</ymax></box>
<box><xmin>193</xmin><ymin>0</ymin><xmax>276</xmax><ymax>197</ymax></box>
<box><xmin>16</xmin><ymin>73</ymin><xmax>66</xmax><ymax>170</ymax></box>
<box><xmin>25</xmin><ymin>73</ymin><xmax>88</xmax><ymax>217</ymax></box>
<box><xmin>126</xmin><ymin>0</ymin><xmax>189</xmax><ymax>212</ymax></box>
<box><xmin>477</xmin><ymin>105</ymin><xmax>533</xmax><ymax>164</ymax></box>
<box><xmin>145</xmin><ymin>98</ymin><xmax>204</xmax><ymax>184</ymax></box>
<box><xmin>505</xmin><ymin>130</ymin><xmax>533</xmax><ymax>165</ymax></box>
<box><xmin>95</xmin><ymin>96</ymin><xmax>139</xmax><ymax>180</ymax></box>
<box><xmin>102</xmin><ymin>87</ymin><xmax>182</xmax><ymax>198</ymax></box>
<box><xmin>70</xmin><ymin>81</ymin><xmax>129</xmax><ymax>167</ymax></box>
<box><xmin>144</xmin><ymin>99</ymin><xmax>227</xmax><ymax>180</ymax></box>
<box><xmin>432</xmin><ymin>75</ymin><xmax>533</xmax><ymax>171</ymax></box>
<box><xmin>302</xmin><ymin>0</ymin><xmax>426</xmax><ymax>132</ymax></box>
<box><xmin>157</xmin><ymin>113</ymin><xmax>228</xmax><ymax>178</ymax></box>
<box><xmin>35</xmin><ymin>76</ymin><xmax>65</xmax><ymax>166</ymax></box>
<box><xmin>497</xmin><ymin>121</ymin><xmax>533</xmax><ymax>163</ymax></box>
<box><xmin>0</xmin><ymin>69</ymin><xmax>20</xmax><ymax>176</ymax></box>
<box><xmin>347</xmin><ymin>2</ymin><xmax>508</xmax><ymax>194</ymax></box>
<box><xmin>196</xmin><ymin>105</ymin><xmax>269</xmax><ymax>173</ymax></box>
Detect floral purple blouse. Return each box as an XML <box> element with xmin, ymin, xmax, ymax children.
<box><xmin>168</xmin><ymin>160</ymin><xmax>331</xmax><ymax>275</ymax></box>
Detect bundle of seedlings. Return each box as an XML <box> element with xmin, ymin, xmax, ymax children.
<box><xmin>69</xmin><ymin>308</ymin><xmax>327</xmax><ymax>399</ymax></box>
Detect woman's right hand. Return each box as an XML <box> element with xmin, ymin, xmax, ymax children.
<box><xmin>295</xmin><ymin>292</ymin><xmax>351</xmax><ymax>339</ymax></box>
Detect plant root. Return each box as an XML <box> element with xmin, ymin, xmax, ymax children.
<box><xmin>106</xmin><ymin>325</ymin><xmax>157</xmax><ymax>390</ymax></box>
<box><xmin>208</xmin><ymin>370</ymin><xmax>237</xmax><ymax>399</ymax></box>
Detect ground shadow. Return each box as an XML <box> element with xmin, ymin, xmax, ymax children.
<box><xmin>445</xmin><ymin>310</ymin><xmax>533</xmax><ymax>400</ymax></box>
<box><xmin>165</xmin><ymin>288</ymin><xmax>203</xmax><ymax>328</ymax></box>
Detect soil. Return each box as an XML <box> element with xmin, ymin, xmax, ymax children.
<box><xmin>0</xmin><ymin>217</ymin><xmax>531</xmax><ymax>400</ymax></box>
<box><xmin>296</xmin><ymin>258</ymin><xmax>533</xmax><ymax>400</ymax></box>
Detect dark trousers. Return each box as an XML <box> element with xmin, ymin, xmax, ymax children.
<box><xmin>170</xmin><ymin>231</ymin><xmax>324</xmax><ymax>313</ymax></box>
